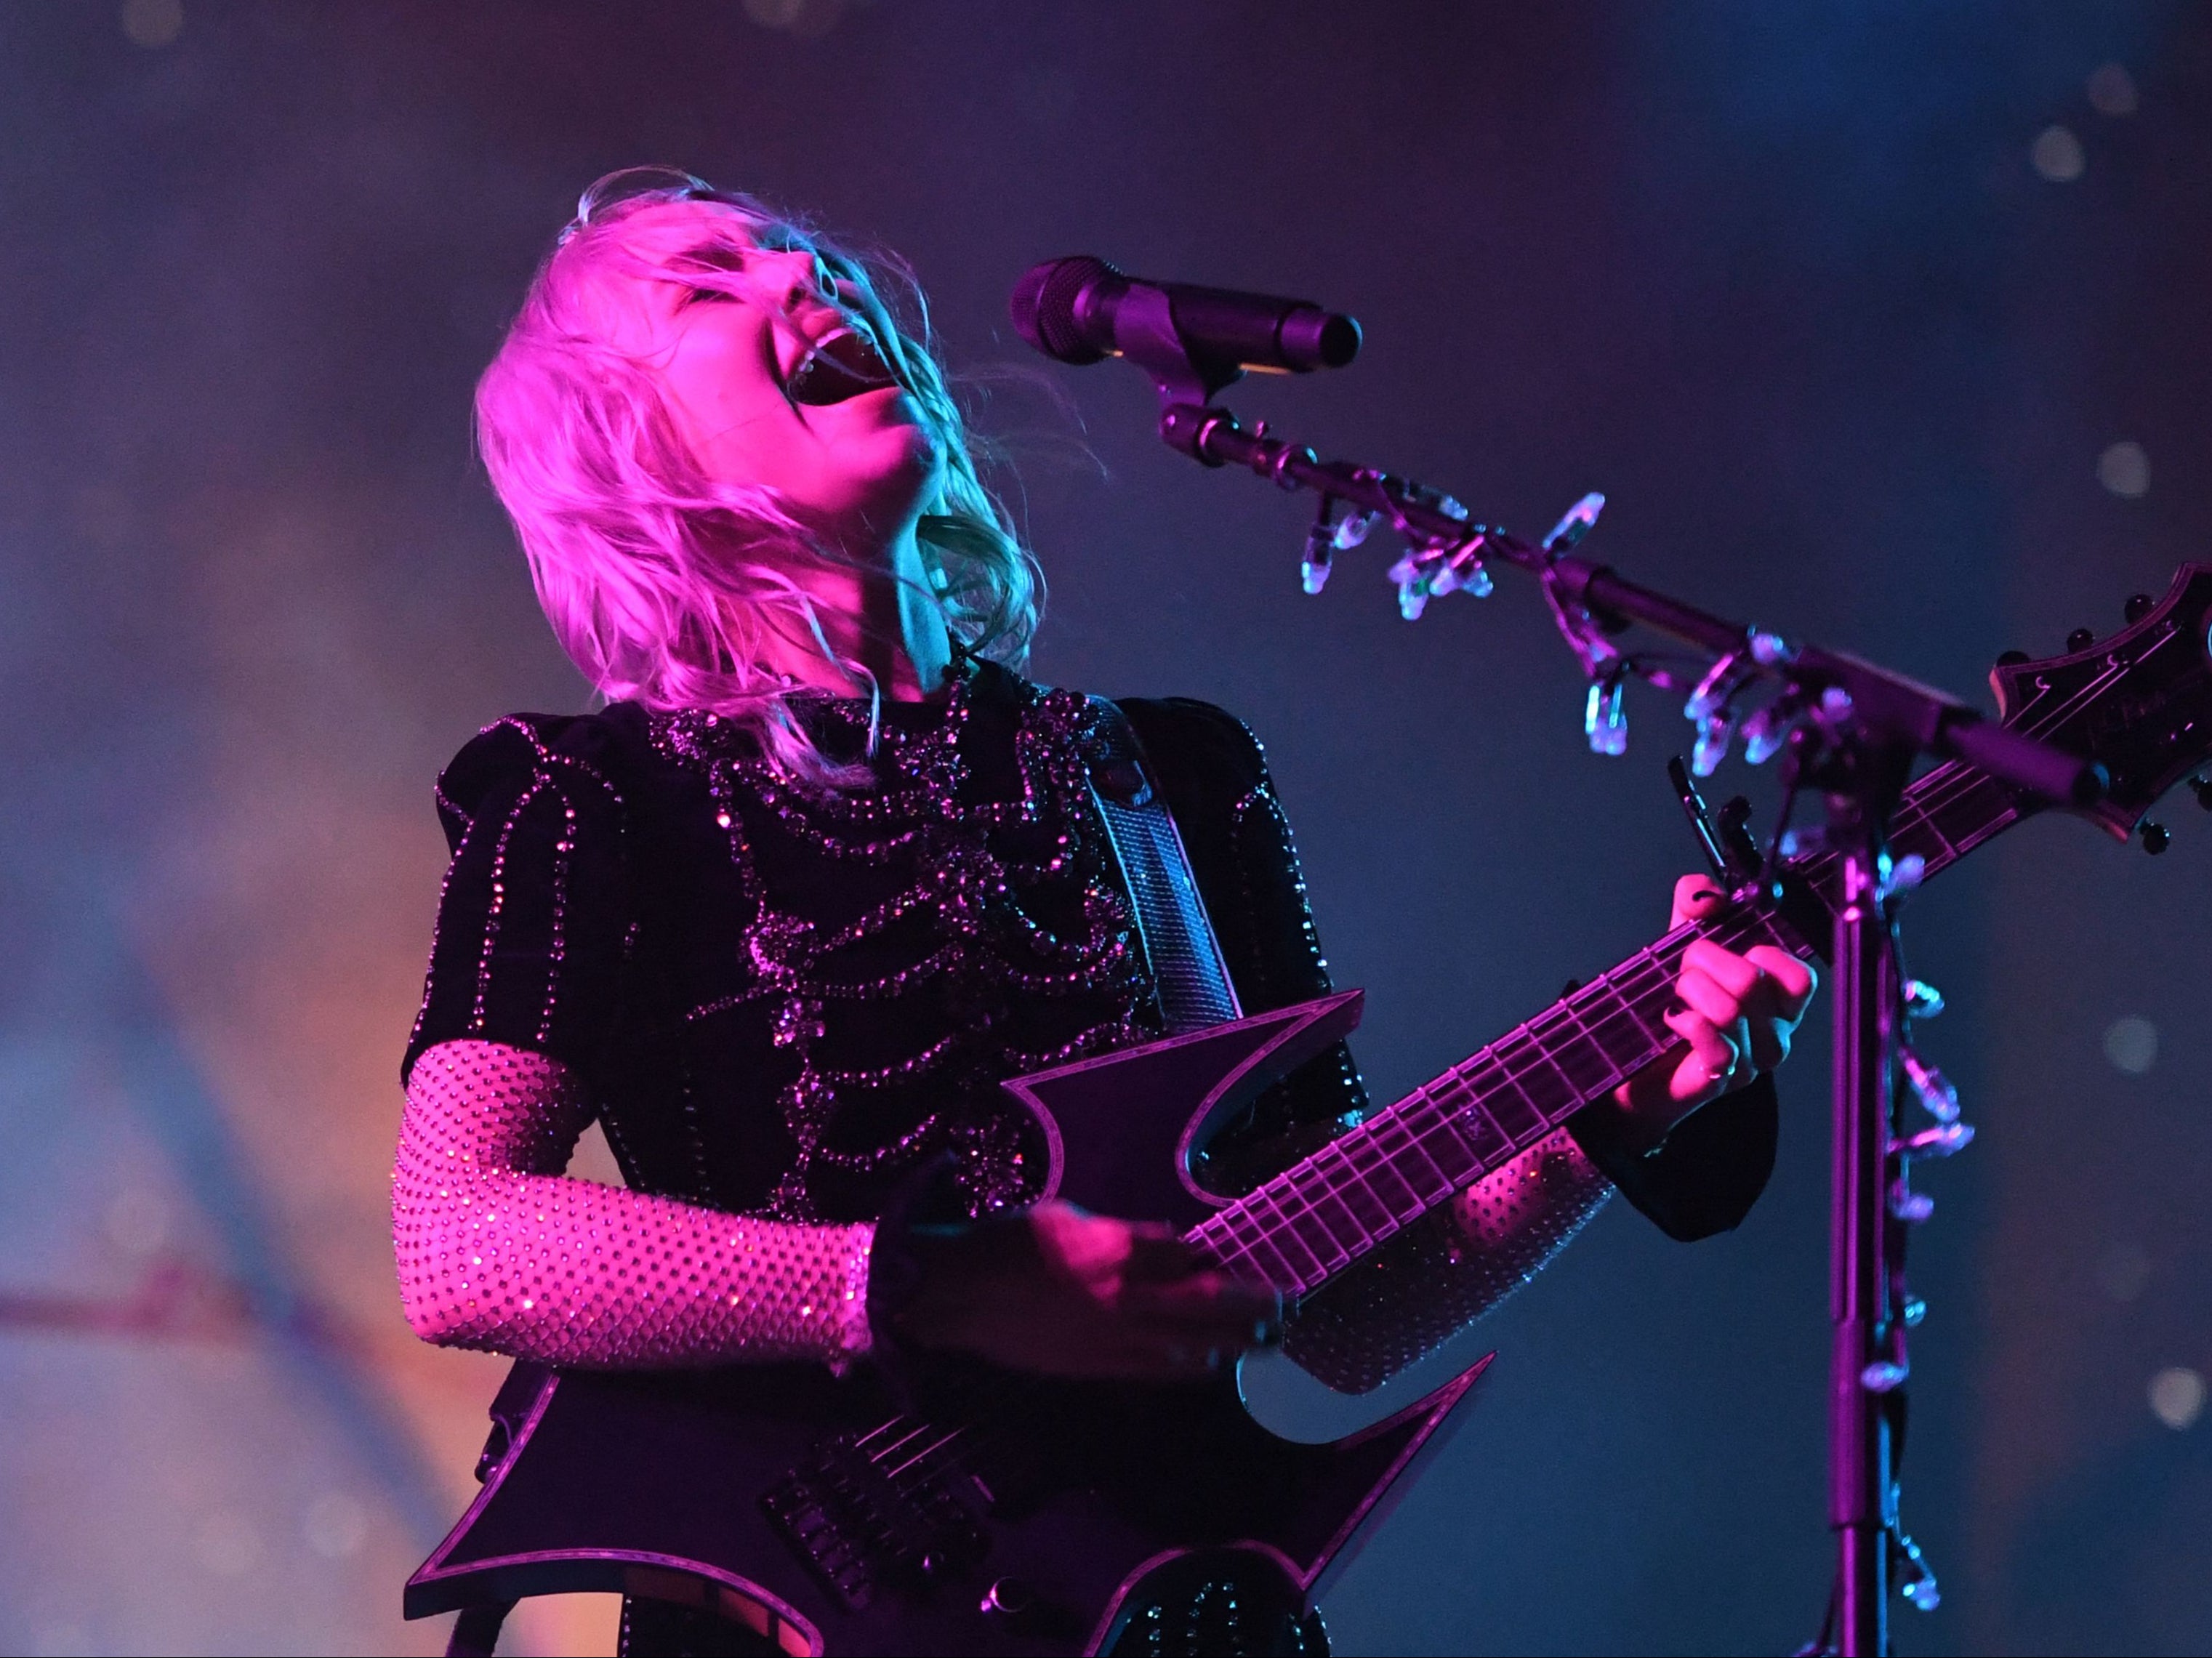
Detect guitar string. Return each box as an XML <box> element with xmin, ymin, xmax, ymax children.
<box><xmin>842</xmin><ymin>653</ymin><xmax>2149</xmax><ymax>1513</ymax></box>
<box><xmin>1186</xmin><ymin>654</ymin><xmax>2141</xmax><ymax>1285</ymax></box>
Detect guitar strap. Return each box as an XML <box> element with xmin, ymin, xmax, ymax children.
<box><xmin>1086</xmin><ymin>696</ymin><xmax>1243</xmax><ymax>1034</ymax></box>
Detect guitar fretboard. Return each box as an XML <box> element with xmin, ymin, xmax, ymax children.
<box><xmin>1185</xmin><ymin>758</ymin><xmax>2023</xmax><ymax>1297</ymax></box>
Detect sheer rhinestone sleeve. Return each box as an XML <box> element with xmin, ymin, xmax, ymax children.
<box><xmin>1282</xmin><ymin>1127</ymin><xmax>1614</xmax><ymax>1395</ymax></box>
<box><xmin>393</xmin><ymin>1039</ymin><xmax>873</xmax><ymax>1369</ymax></box>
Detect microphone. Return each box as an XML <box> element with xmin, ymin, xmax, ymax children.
<box><xmin>1010</xmin><ymin>255</ymin><xmax>1361</xmax><ymax>378</ymax></box>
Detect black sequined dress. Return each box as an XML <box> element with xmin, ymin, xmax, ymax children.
<box><xmin>406</xmin><ymin>659</ymin><xmax>1778</xmax><ymax>1655</ymax></box>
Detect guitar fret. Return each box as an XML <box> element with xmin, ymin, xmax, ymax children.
<box><xmin>1545</xmin><ymin>999</ymin><xmax>1620</xmax><ymax>1098</ymax></box>
<box><xmin>1253</xmin><ymin>1175</ymin><xmax>1342</xmax><ymax>1276</ymax></box>
<box><xmin>1204</xmin><ymin>734</ymin><xmax>2048</xmax><ymax>1305</ymax></box>
<box><xmin>1335</xmin><ymin>1126</ymin><xmax>1430</xmax><ymax>1220</ymax></box>
<box><xmin>1472</xmin><ymin>1042</ymin><xmax>1550</xmax><ymax>1140</ymax></box>
<box><xmin>1281</xmin><ymin>1163</ymin><xmax>1367</xmax><ymax>1262</ymax></box>
<box><xmin>1215</xmin><ymin>1201</ymin><xmax>1300</xmax><ymax>1287</ymax></box>
<box><xmin>1431</xmin><ymin>1096</ymin><xmax>1511</xmax><ymax>1175</ymax></box>
<box><xmin>1587</xmin><ymin>974</ymin><xmax>1662</xmax><ymax>1069</ymax></box>
<box><xmin>1311</xmin><ymin>1142</ymin><xmax>1396</xmax><ymax>1236</ymax></box>
<box><xmin>1362</xmin><ymin>1107</ymin><xmax>1454</xmax><ymax>1202</ymax></box>
<box><xmin>1244</xmin><ymin>1181</ymin><xmax>1330</xmax><ymax>1287</ymax></box>
<box><xmin>1397</xmin><ymin>1087</ymin><xmax>1487</xmax><ymax>1186</ymax></box>
<box><xmin>1190</xmin><ymin>1216</ymin><xmax>1260</xmax><ymax>1279</ymax></box>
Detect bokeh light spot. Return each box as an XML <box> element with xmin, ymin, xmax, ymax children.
<box><xmin>2087</xmin><ymin>63</ymin><xmax>2138</xmax><ymax>116</ymax></box>
<box><xmin>2097</xmin><ymin>1241</ymin><xmax>2150</xmax><ymax>1303</ymax></box>
<box><xmin>303</xmin><ymin>1492</ymin><xmax>369</xmax><ymax>1559</ymax></box>
<box><xmin>2149</xmin><ymin>1367</ymin><xmax>2205</xmax><ymax>1430</ymax></box>
<box><xmin>2097</xmin><ymin>440</ymin><xmax>2149</xmax><ymax>497</ymax></box>
<box><xmin>118</xmin><ymin>0</ymin><xmax>183</xmax><ymax>49</ymax></box>
<box><xmin>2031</xmin><ymin>124</ymin><xmax>2086</xmax><ymax>182</ymax></box>
<box><xmin>742</xmin><ymin>0</ymin><xmax>847</xmax><ymax>34</ymax></box>
<box><xmin>2102</xmin><ymin>1015</ymin><xmax>2157</xmax><ymax>1073</ymax></box>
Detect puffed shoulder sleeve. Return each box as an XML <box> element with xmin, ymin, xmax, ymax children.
<box><xmin>402</xmin><ymin>715</ymin><xmax>635</xmax><ymax>1092</ymax></box>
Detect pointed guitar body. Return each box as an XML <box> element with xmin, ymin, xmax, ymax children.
<box><xmin>406</xmin><ymin>993</ymin><xmax>1489</xmax><ymax>1656</ymax></box>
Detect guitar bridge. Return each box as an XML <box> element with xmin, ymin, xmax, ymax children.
<box><xmin>761</xmin><ymin>1421</ymin><xmax>989</xmax><ymax>1611</ymax></box>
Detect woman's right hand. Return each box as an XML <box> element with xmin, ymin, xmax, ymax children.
<box><xmin>886</xmin><ymin>1199</ymin><xmax>1283</xmax><ymax>1381</ymax></box>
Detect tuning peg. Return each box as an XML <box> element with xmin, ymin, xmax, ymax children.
<box><xmin>2067</xmin><ymin>627</ymin><xmax>2096</xmax><ymax>652</ymax></box>
<box><xmin>2141</xmin><ymin>821</ymin><xmax>2170</xmax><ymax>854</ymax></box>
<box><xmin>2190</xmin><ymin>776</ymin><xmax>2212</xmax><ymax>812</ymax></box>
<box><xmin>2125</xmin><ymin>593</ymin><xmax>2155</xmax><ymax>624</ymax></box>
<box><xmin>1995</xmin><ymin>649</ymin><xmax>2030</xmax><ymax>667</ymax></box>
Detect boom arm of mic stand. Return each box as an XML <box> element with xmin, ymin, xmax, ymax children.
<box><xmin>1150</xmin><ymin>383</ymin><xmax>2098</xmax><ymax>1656</ymax></box>
<box><xmin>1163</xmin><ymin>401</ymin><xmax>2106</xmax><ymax>808</ymax></box>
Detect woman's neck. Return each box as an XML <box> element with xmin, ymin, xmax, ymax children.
<box><xmin>742</xmin><ymin>525</ymin><xmax>954</xmax><ymax>702</ymax></box>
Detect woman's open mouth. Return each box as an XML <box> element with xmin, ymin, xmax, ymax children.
<box><xmin>787</xmin><ymin>326</ymin><xmax>898</xmax><ymax>407</ymax></box>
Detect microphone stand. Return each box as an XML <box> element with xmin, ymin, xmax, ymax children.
<box><xmin>1101</xmin><ymin>314</ymin><xmax>2100</xmax><ymax>1654</ymax></box>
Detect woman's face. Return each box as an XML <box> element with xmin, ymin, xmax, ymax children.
<box><xmin>598</xmin><ymin>202</ymin><xmax>940</xmax><ymax>551</ymax></box>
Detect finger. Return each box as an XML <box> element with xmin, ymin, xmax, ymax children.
<box><xmin>1029</xmin><ymin>1201</ymin><xmax>1130</xmax><ymax>1281</ymax></box>
<box><xmin>1614</xmin><ymin>1044</ymin><xmax>1684</xmax><ymax>1119</ymax></box>
<box><xmin>1745</xmin><ymin>945</ymin><xmax>1818</xmax><ymax>1016</ymax></box>
<box><xmin>1119</xmin><ymin>1228</ymin><xmax>1203</xmax><ymax>1284</ymax></box>
<box><xmin>1670</xmin><ymin>874</ymin><xmax>1729</xmax><ymax>930</ymax></box>
<box><xmin>1745</xmin><ymin>1017</ymin><xmax>1793</xmax><ymax>1074</ymax></box>
<box><xmin>1664</xmin><ymin>1005</ymin><xmax>1743</xmax><ymax>1100</ymax></box>
<box><xmin>1682</xmin><ymin>939</ymin><xmax>1767</xmax><ymax>1005</ymax></box>
<box><xmin>1676</xmin><ymin>962</ymin><xmax>1753</xmax><ymax>1029</ymax></box>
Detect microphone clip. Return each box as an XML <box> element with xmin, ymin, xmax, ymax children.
<box><xmin>1109</xmin><ymin>283</ymin><xmax>1246</xmax><ymax>451</ymax></box>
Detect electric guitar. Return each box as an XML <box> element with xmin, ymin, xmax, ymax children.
<box><xmin>406</xmin><ymin>566</ymin><xmax>2212</xmax><ymax>1656</ymax></box>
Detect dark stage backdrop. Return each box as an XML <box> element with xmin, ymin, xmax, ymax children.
<box><xmin>1</xmin><ymin>3</ymin><xmax>2205</xmax><ymax>1653</ymax></box>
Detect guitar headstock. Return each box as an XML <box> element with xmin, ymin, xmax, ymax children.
<box><xmin>1989</xmin><ymin>563</ymin><xmax>2212</xmax><ymax>842</ymax></box>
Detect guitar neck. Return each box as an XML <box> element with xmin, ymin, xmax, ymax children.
<box><xmin>1185</xmin><ymin>758</ymin><xmax>2026</xmax><ymax>1297</ymax></box>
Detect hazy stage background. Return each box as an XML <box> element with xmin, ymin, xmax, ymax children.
<box><xmin>1</xmin><ymin>3</ymin><xmax>2206</xmax><ymax>1652</ymax></box>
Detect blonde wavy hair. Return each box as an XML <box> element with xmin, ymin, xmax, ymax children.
<box><xmin>473</xmin><ymin>167</ymin><xmax>1042</xmax><ymax>776</ymax></box>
